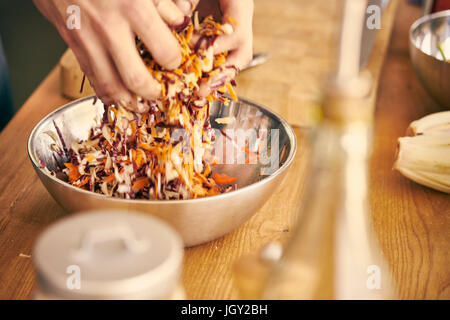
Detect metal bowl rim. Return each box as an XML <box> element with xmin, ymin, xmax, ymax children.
<box><xmin>27</xmin><ymin>95</ymin><xmax>297</xmax><ymax>205</ymax></box>
<box><xmin>409</xmin><ymin>9</ymin><xmax>450</xmax><ymax>55</ymax></box>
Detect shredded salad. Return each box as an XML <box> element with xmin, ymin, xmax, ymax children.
<box><xmin>45</xmin><ymin>15</ymin><xmax>240</xmax><ymax>200</ymax></box>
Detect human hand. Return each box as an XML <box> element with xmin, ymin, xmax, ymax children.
<box><xmin>34</xmin><ymin>0</ymin><xmax>187</xmax><ymax>112</ymax></box>
<box><xmin>175</xmin><ymin>0</ymin><xmax>254</xmax><ymax>97</ymax></box>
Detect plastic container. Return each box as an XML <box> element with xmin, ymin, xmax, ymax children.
<box><xmin>33</xmin><ymin>210</ymin><xmax>184</xmax><ymax>299</ymax></box>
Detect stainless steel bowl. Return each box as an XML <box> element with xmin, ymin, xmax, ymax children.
<box><xmin>28</xmin><ymin>96</ymin><xmax>297</xmax><ymax>247</ymax></box>
<box><xmin>410</xmin><ymin>10</ymin><xmax>450</xmax><ymax>108</ymax></box>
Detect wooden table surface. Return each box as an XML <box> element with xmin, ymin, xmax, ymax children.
<box><xmin>0</xmin><ymin>0</ymin><xmax>448</xmax><ymax>299</ymax></box>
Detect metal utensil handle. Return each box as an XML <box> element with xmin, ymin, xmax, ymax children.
<box><xmin>241</xmin><ymin>52</ymin><xmax>270</xmax><ymax>71</ymax></box>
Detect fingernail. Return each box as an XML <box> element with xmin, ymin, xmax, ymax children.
<box><xmin>176</xmin><ymin>0</ymin><xmax>192</xmax><ymax>15</ymax></box>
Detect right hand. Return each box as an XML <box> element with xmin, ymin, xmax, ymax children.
<box><xmin>175</xmin><ymin>0</ymin><xmax>254</xmax><ymax>97</ymax></box>
<box><xmin>33</xmin><ymin>0</ymin><xmax>186</xmax><ymax>112</ymax></box>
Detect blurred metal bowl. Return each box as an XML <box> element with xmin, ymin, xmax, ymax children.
<box><xmin>28</xmin><ymin>96</ymin><xmax>296</xmax><ymax>247</ymax></box>
<box><xmin>410</xmin><ymin>10</ymin><xmax>450</xmax><ymax>108</ymax></box>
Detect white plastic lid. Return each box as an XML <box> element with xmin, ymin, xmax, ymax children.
<box><xmin>33</xmin><ymin>210</ymin><xmax>183</xmax><ymax>299</ymax></box>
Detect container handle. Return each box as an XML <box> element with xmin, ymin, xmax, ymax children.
<box><xmin>73</xmin><ymin>223</ymin><xmax>148</xmax><ymax>261</ymax></box>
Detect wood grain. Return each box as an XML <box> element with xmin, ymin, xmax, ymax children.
<box><xmin>0</xmin><ymin>68</ymin><xmax>70</xmax><ymax>299</ymax></box>
<box><xmin>182</xmin><ymin>128</ymin><xmax>311</xmax><ymax>299</ymax></box>
<box><xmin>236</xmin><ymin>0</ymin><xmax>343</xmax><ymax>127</ymax></box>
<box><xmin>0</xmin><ymin>0</ymin><xmax>448</xmax><ymax>300</ymax></box>
<box><xmin>369</xmin><ymin>2</ymin><xmax>450</xmax><ymax>300</ymax></box>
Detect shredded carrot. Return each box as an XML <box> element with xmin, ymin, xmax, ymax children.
<box><xmin>226</xmin><ymin>83</ymin><xmax>237</xmax><ymax>101</ymax></box>
<box><xmin>132</xmin><ymin>177</ymin><xmax>150</xmax><ymax>192</ymax></box>
<box><xmin>135</xmin><ymin>150</ymin><xmax>145</xmax><ymax>169</ymax></box>
<box><xmin>138</xmin><ymin>143</ymin><xmax>152</xmax><ymax>151</ymax></box>
<box><xmin>64</xmin><ymin>163</ymin><xmax>80</xmax><ymax>182</ymax></box>
<box><xmin>173</xmin><ymin>68</ymin><xmax>183</xmax><ymax>76</ymax></box>
<box><xmin>104</xmin><ymin>174</ymin><xmax>115</xmax><ymax>183</ymax></box>
<box><xmin>129</xmin><ymin>121</ymin><xmax>137</xmax><ymax>141</ymax></box>
<box><xmin>245</xmin><ymin>155</ymin><xmax>259</xmax><ymax>164</ymax></box>
<box><xmin>186</xmin><ymin>24</ymin><xmax>194</xmax><ymax>43</ymax></box>
<box><xmin>204</xmin><ymin>163</ymin><xmax>211</xmax><ymax>177</ymax></box>
<box><xmin>213</xmin><ymin>173</ymin><xmax>237</xmax><ymax>185</ymax></box>
<box><xmin>77</xmin><ymin>176</ymin><xmax>90</xmax><ymax>188</ymax></box>
<box><xmin>214</xmin><ymin>53</ymin><xmax>226</xmax><ymax>67</ymax></box>
<box><xmin>227</xmin><ymin>16</ymin><xmax>240</xmax><ymax>26</ymax></box>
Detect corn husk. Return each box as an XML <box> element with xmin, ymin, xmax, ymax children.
<box><xmin>394</xmin><ymin>111</ymin><xmax>450</xmax><ymax>193</ymax></box>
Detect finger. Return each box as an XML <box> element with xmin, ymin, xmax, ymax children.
<box><xmin>67</xmin><ymin>26</ymin><xmax>134</xmax><ymax>106</ymax></box>
<box><xmin>197</xmin><ymin>66</ymin><xmax>237</xmax><ymax>98</ymax></box>
<box><xmin>213</xmin><ymin>0</ymin><xmax>254</xmax><ymax>54</ymax></box>
<box><xmin>197</xmin><ymin>44</ymin><xmax>251</xmax><ymax>98</ymax></box>
<box><xmin>223</xmin><ymin>45</ymin><xmax>253</xmax><ymax>70</ymax></box>
<box><xmin>55</xmin><ymin>24</ymin><xmax>115</xmax><ymax>105</ymax></box>
<box><xmin>71</xmin><ymin>45</ymin><xmax>108</xmax><ymax>102</ymax></box>
<box><xmin>103</xmin><ymin>23</ymin><xmax>162</xmax><ymax>101</ymax></box>
<box><xmin>153</xmin><ymin>0</ymin><xmax>185</xmax><ymax>26</ymax></box>
<box><xmin>213</xmin><ymin>33</ymin><xmax>238</xmax><ymax>54</ymax></box>
<box><xmin>189</xmin><ymin>23</ymin><xmax>235</xmax><ymax>53</ymax></box>
<box><xmin>126</xmin><ymin>1</ymin><xmax>182</xmax><ymax>70</ymax></box>
<box><xmin>174</xmin><ymin>0</ymin><xmax>200</xmax><ymax>15</ymax></box>
<box><xmin>88</xmin><ymin>49</ymin><xmax>133</xmax><ymax>107</ymax></box>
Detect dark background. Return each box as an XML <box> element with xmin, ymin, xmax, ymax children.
<box><xmin>0</xmin><ymin>0</ymin><xmax>67</xmax><ymax>113</ymax></box>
